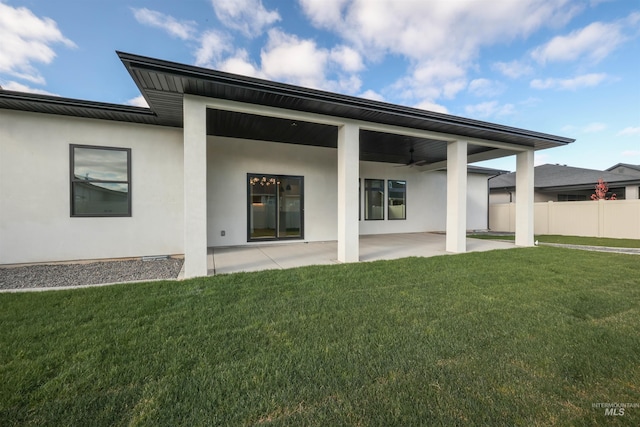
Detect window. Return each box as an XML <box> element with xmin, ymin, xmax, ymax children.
<box><xmin>70</xmin><ymin>145</ymin><xmax>131</xmax><ymax>217</ymax></box>
<box><xmin>365</xmin><ymin>179</ymin><xmax>385</xmax><ymax>220</ymax></box>
<box><xmin>557</xmin><ymin>194</ymin><xmax>587</xmax><ymax>202</ymax></box>
<box><xmin>248</xmin><ymin>174</ymin><xmax>303</xmax><ymax>241</ymax></box>
<box><xmin>388</xmin><ymin>180</ymin><xmax>406</xmax><ymax>220</ymax></box>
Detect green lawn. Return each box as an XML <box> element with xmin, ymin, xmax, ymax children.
<box><xmin>1</xmin><ymin>247</ymin><xmax>639</xmax><ymax>426</ymax></box>
<box><xmin>469</xmin><ymin>234</ymin><xmax>640</xmax><ymax>248</ymax></box>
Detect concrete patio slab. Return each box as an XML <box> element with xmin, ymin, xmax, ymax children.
<box><xmin>211</xmin><ymin>232</ymin><xmax>515</xmax><ymax>275</ymax></box>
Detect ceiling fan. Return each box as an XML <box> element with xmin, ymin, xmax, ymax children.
<box><xmin>396</xmin><ymin>147</ymin><xmax>426</xmax><ymax>167</ymax></box>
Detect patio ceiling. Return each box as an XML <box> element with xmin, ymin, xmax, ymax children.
<box><xmin>207</xmin><ymin>109</ymin><xmax>496</xmax><ymax>164</ymax></box>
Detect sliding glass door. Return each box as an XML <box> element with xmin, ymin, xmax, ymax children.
<box><xmin>248</xmin><ymin>174</ymin><xmax>303</xmax><ymax>241</ymax></box>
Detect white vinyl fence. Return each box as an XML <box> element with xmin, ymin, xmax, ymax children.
<box><xmin>489</xmin><ymin>199</ymin><xmax>640</xmax><ymax>239</ymax></box>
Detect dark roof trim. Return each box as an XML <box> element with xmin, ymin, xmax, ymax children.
<box><xmin>117</xmin><ymin>51</ymin><xmax>575</xmax><ymax>147</ymax></box>
<box><xmin>0</xmin><ymin>89</ymin><xmax>162</xmax><ymax>125</ymax></box>
<box><xmin>0</xmin><ymin>51</ymin><xmax>576</xmax><ymax>152</ymax></box>
<box><xmin>468</xmin><ymin>166</ymin><xmax>510</xmax><ymax>175</ymax></box>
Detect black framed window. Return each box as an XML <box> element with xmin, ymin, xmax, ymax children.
<box><xmin>248</xmin><ymin>174</ymin><xmax>304</xmax><ymax>241</ymax></box>
<box><xmin>388</xmin><ymin>180</ymin><xmax>406</xmax><ymax>220</ymax></box>
<box><xmin>365</xmin><ymin>179</ymin><xmax>385</xmax><ymax>220</ymax></box>
<box><xmin>70</xmin><ymin>145</ymin><xmax>131</xmax><ymax>217</ymax></box>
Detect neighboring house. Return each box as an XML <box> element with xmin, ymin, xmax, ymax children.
<box><xmin>606</xmin><ymin>163</ymin><xmax>640</xmax><ymax>176</ymax></box>
<box><xmin>490</xmin><ymin>164</ymin><xmax>640</xmax><ymax>203</ymax></box>
<box><xmin>0</xmin><ymin>52</ymin><xmax>573</xmax><ymax>278</ymax></box>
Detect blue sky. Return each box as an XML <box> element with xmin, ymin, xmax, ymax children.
<box><xmin>1</xmin><ymin>0</ymin><xmax>638</xmax><ymax>171</ymax></box>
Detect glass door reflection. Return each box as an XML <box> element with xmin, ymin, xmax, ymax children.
<box><xmin>248</xmin><ymin>174</ymin><xmax>303</xmax><ymax>241</ymax></box>
<box><xmin>249</xmin><ymin>175</ymin><xmax>277</xmax><ymax>239</ymax></box>
<box><xmin>278</xmin><ymin>177</ymin><xmax>302</xmax><ymax>238</ymax></box>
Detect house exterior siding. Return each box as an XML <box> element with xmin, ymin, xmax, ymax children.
<box><xmin>206</xmin><ymin>136</ymin><xmax>491</xmax><ymax>249</ymax></box>
<box><xmin>0</xmin><ymin>110</ymin><xmax>185</xmax><ymax>264</ymax></box>
<box><xmin>1</xmin><ymin>113</ymin><xmax>493</xmax><ymax>266</ymax></box>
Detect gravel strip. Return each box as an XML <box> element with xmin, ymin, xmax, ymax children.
<box><xmin>0</xmin><ymin>258</ymin><xmax>184</xmax><ymax>290</ymax></box>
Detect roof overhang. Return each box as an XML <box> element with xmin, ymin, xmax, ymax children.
<box><xmin>0</xmin><ymin>51</ymin><xmax>575</xmax><ymax>168</ymax></box>
<box><xmin>117</xmin><ymin>51</ymin><xmax>574</xmax><ymax>166</ymax></box>
<box><xmin>0</xmin><ymin>89</ymin><xmax>160</xmax><ymax>125</ymax></box>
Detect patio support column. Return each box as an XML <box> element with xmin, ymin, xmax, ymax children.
<box><xmin>183</xmin><ymin>95</ymin><xmax>208</xmax><ymax>278</ymax></box>
<box><xmin>337</xmin><ymin>122</ymin><xmax>359</xmax><ymax>263</ymax></box>
<box><xmin>446</xmin><ymin>140</ymin><xmax>467</xmax><ymax>253</ymax></box>
<box><xmin>515</xmin><ymin>149</ymin><xmax>535</xmax><ymax>246</ymax></box>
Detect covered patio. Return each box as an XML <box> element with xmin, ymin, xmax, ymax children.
<box><xmin>206</xmin><ymin>233</ymin><xmax>515</xmax><ymax>275</ymax></box>
<box><xmin>115</xmin><ymin>52</ymin><xmax>574</xmax><ymax>279</ymax></box>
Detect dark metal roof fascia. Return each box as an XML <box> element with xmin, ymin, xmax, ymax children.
<box><xmin>0</xmin><ymin>90</ymin><xmax>153</xmax><ymax>114</ymax></box>
<box><xmin>0</xmin><ymin>89</ymin><xmax>161</xmax><ymax>124</ymax></box>
<box><xmin>117</xmin><ymin>51</ymin><xmax>575</xmax><ymax>146</ymax></box>
<box><xmin>468</xmin><ymin>166</ymin><xmax>511</xmax><ymax>175</ymax></box>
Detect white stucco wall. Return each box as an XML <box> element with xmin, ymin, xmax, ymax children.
<box><xmin>0</xmin><ymin>110</ymin><xmax>184</xmax><ymax>264</ymax></box>
<box><xmin>359</xmin><ymin>162</ymin><xmax>443</xmax><ymax>236</ymax></box>
<box><xmin>466</xmin><ymin>173</ymin><xmax>490</xmax><ymax>231</ymax></box>
<box><xmin>207</xmin><ymin>137</ymin><xmax>491</xmax><ymax>247</ymax></box>
<box><xmin>207</xmin><ymin>137</ymin><xmax>338</xmax><ymax>246</ymax></box>
<box><xmin>1</xmin><ymin>110</ymin><xmax>494</xmax><ymax>264</ymax></box>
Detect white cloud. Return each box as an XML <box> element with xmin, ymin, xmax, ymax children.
<box><xmin>531</xmin><ymin>19</ymin><xmax>629</xmax><ymax>64</ymax></box>
<box><xmin>0</xmin><ymin>80</ymin><xmax>58</xmax><ymax>95</ymax></box>
<box><xmin>583</xmin><ymin>122</ymin><xmax>606</xmax><ymax>133</ymax></box>
<box><xmin>260</xmin><ymin>29</ymin><xmax>330</xmax><ymax>89</ymax></box>
<box><xmin>192</xmin><ymin>28</ymin><xmax>364</xmax><ymax>94</ymax></box>
<box><xmin>217</xmin><ymin>49</ymin><xmax>262</xmax><ymax>77</ymax></box>
<box><xmin>255</xmin><ymin>29</ymin><xmax>363</xmax><ymax>94</ymax></box>
<box><xmin>492</xmin><ymin>60</ymin><xmax>533</xmax><ymax>79</ymax></box>
<box><xmin>132</xmin><ymin>8</ymin><xmax>197</xmax><ymax>40</ymax></box>
<box><xmin>0</xmin><ymin>3</ymin><xmax>75</xmax><ymax>85</ymax></box>
<box><xmin>519</xmin><ymin>97</ymin><xmax>542</xmax><ymax>107</ymax></box>
<box><xmin>392</xmin><ymin>59</ymin><xmax>467</xmax><ymax>102</ymax></box>
<box><xmin>195</xmin><ymin>30</ymin><xmax>234</xmax><ymax>67</ymax></box>
<box><xmin>334</xmin><ymin>74</ymin><xmax>363</xmax><ymax>94</ymax></box>
<box><xmin>211</xmin><ymin>0</ymin><xmax>280</xmax><ymax>37</ymax></box>
<box><xmin>330</xmin><ymin>45</ymin><xmax>364</xmax><ymax>73</ymax></box>
<box><xmin>359</xmin><ymin>89</ymin><xmax>384</xmax><ymax>102</ymax></box>
<box><xmin>465</xmin><ymin>101</ymin><xmax>515</xmax><ymax>118</ymax></box>
<box><xmin>622</xmin><ymin>150</ymin><xmax>640</xmax><ymax>157</ymax></box>
<box><xmin>617</xmin><ymin>126</ymin><xmax>640</xmax><ymax>136</ymax></box>
<box><xmin>468</xmin><ymin>78</ymin><xmax>506</xmax><ymax>97</ymax></box>
<box><xmin>413</xmin><ymin>100</ymin><xmax>449</xmax><ymax>114</ymax></box>
<box><xmin>126</xmin><ymin>95</ymin><xmax>149</xmax><ymax>108</ymax></box>
<box><xmin>535</xmin><ymin>152</ymin><xmax>551</xmax><ymax>166</ymax></box>
<box><xmin>299</xmin><ymin>0</ymin><xmax>580</xmax><ymax>105</ymax></box>
<box><xmin>530</xmin><ymin>73</ymin><xmax>607</xmax><ymax>90</ymax></box>
<box><xmin>299</xmin><ymin>0</ymin><xmax>349</xmax><ymax>28</ymax></box>
<box><xmin>302</xmin><ymin>0</ymin><xmax>580</xmax><ymax>61</ymax></box>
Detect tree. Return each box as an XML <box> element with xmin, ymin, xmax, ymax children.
<box><xmin>591</xmin><ymin>178</ymin><xmax>617</xmax><ymax>200</ymax></box>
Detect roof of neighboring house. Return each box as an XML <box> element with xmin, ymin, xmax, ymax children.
<box><xmin>605</xmin><ymin>163</ymin><xmax>640</xmax><ymax>175</ymax></box>
<box><xmin>0</xmin><ymin>51</ymin><xmax>575</xmax><ymax>167</ymax></box>
<box><xmin>490</xmin><ymin>163</ymin><xmax>640</xmax><ymax>191</ymax></box>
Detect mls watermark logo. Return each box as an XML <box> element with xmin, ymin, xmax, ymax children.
<box><xmin>605</xmin><ymin>407</ymin><xmax>624</xmax><ymax>416</ymax></box>
<box><xmin>592</xmin><ymin>402</ymin><xmax>639</xmax><ymax>416</ymax></box>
